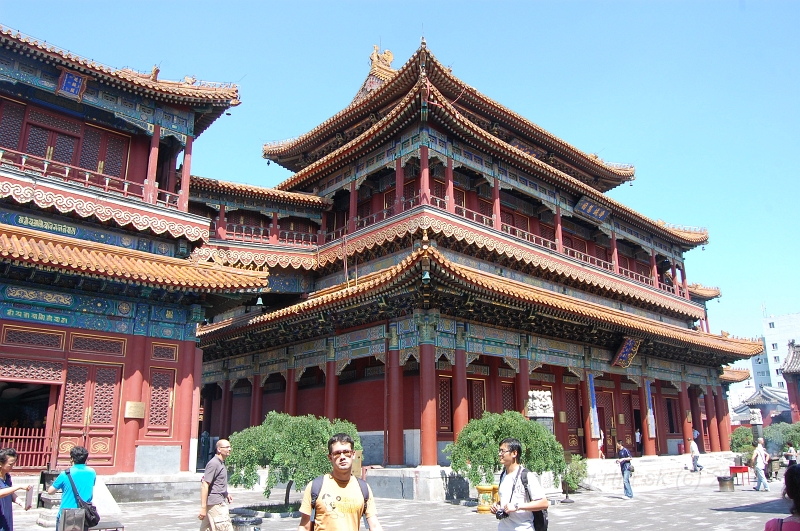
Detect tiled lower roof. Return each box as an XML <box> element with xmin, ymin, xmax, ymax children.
<box><xmin>0</xmin><ymin>223</ymin><xmax>268</xmax><ymax>292</ymax></box>
<box><xmin>200</xmin><ymin>246</ymin><xmax>762</xmax><ymax>358</ymax></box>
<box><xmin>720</xmin><ymin>366</ymin><xmax>751</xmax><ymax>383</ymax></box>
<box><xmin>781</xmin><ymin>342</ymin><xmax>800</xmax><ymax>374</ymax></box>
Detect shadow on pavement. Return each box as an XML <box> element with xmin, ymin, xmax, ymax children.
<box><xmin>712</xmin><ymin>497</ymin><xmax>790</xmax><ymax>514</ymax></box>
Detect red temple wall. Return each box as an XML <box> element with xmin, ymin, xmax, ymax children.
<box><xmin>230</xmin><ymin>394</ymin><xmax>250</xmax><ymax>434</ymax></box>
<box><xmin>338</xmin><ymin>379</ymin><xmax>383</xmax><ymax>431</ymax></box>
<box><xmin>262</xmin><ymin>390</ymin><xmax>284</xmax><ymax>416</ymax></box>
<box><xmin>127</xmin><ymin>135</ymin><xmax>151</xmax><ymax>184</ymax></box>
<box><xmin>296</xmin><ymin>387</ymin><xmax>325</xmax><ymax>417</ymax></box>
<box><xmin>404</xmin><ymin>374</ymin><xmax>420</xmax><ymax>430</ymax></box>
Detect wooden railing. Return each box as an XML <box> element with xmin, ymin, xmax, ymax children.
<box><xmin>619</xmin><ymin>266</ymin><xmax>655</xmax><ymax>286</ymax></box>
<box><xmin>501</xmin><ymin>224</ymin><xmax>558</xmax><ymax>252</ymax></box>
<box><xmin>455</xmin><ymin>205</ymin><xmax>493</xmax><ymax>227</ymax></box>
<box><xmin>278</xmin><ymin>230</ymin><xmax>315</xmax><ymax>246</ymax></box>
<box><xmin>0</xmin><ymin>427</ymin><xmax>52</xmax><ymax>469</ymax></box>
<box><xmin>0</xmin><ymin>147</ymin><xmax>179</xmax><ymax>209</ymax></box>
<box><xmin>226</xmin><ymin>223</ymin><xmax>269</xmax><ymax>243</ymax></box>
<box><xmin>324</xmin><ymin>226</ymin><xmax>348</xmax><ymax>243</ymax></box>
<box><xmin>563</xmin><ymin>246</ymin><xmax>615</xmax><ymax>272</ymax></box>
<box><xmin>355</xmin><ymin>207</ymin><xmax>393</xmax><ymax>229</ymax></box>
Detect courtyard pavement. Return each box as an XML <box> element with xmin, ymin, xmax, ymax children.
<box><xmin>12</xmin><ymin>470</ymin><xmax>791</xmax><ymax>531</ymax></box>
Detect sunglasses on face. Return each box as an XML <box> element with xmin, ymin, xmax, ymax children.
<box><xmin>330</xmin><ymin>450</ymin><xmax>354</xmax><ymax>458</ymax></box>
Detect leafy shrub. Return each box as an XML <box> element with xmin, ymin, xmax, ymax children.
<box><xmin>563</xmin><ymin>454</ymin><xmax>587</xmax><ymax>492</ymax></box>
<box><xmin>227</xmin><ymin>412</ymin><xmax>362</xmax><ymax>504</ymax></box>
<box><xmin>730</xmin><ymin>426</ymin><xmax>755</xmax><ymax>453</ymax></box>
<box><xmin>443</xmin><ymin>411</ymin><xmax>567</xmax><ymax>486</ymax></box>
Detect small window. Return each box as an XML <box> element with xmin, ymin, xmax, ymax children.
<box><xmin>772</xmin><ymin>343</ymin><xmax>779</xmax><ymax>350</ymax></box>
<box><xmin>777</xmin><ymin>369</ymin><xmax>783</xmax><ymax>375</ymax></box>
<box><xmin>774</xmin><ymin>356</ymin><xmax>781</xmax><ymax>362</ymax></box>
<box><xmin>769</xmin><ymin>322</ymin><xmax>775</xmax><ymax>328</ymax></box>
<box><xmin>779</xmin><ymin>382</ymin><xmax>785</xmax><ymax>388</ymax></box>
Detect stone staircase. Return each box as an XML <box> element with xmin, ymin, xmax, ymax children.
<box><xmin>583</xmin><ymin>452</ymin><xmax>754</xmax><ymax>494</ymax></box>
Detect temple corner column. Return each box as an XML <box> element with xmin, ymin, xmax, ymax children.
<box><xmin>118</xmin><ymin>333</ymin><xmax>147</xmax><ymax>472</ymax></box>
<box><xmin>582</xmin><ymin>374</ymin><xmax>599</xmax><ymax>459</ymax></box>
<box><xmin>387</xmin><ymin>324</ymin><xmax>404</xmax><ymax>465</ymax></box>
<box><xmin>715</xmin><ymin>385</ymin><xmax>731</xmax><ymax>451</ymax></box>
<box><xmin>419</xmin><ymin>145</ymin><xmax>430</xmax><ymax>205</ymax></box>
<box><xmin>639</xmin><ymin>379</ymin><xmax>657</xmax><ymax>456</ymax></box>
<box><xmin>705</xmin><ymin>385</ymin><xmax>721</xmax><ymax>452</ymax></box>
<box><xmin>249</xmin><ymin>374</ymin><xmax>263</xmax><ymax>426</ymax></box>
<box><xmin>555</xmin><ymin>206</ymin><xmax>564</xmax><ymax>254</ymax></box>
<box><xmin>176</xmin><ymin>341</ymin><xmax>197</xmax><ymax>471</ymax></box>
<box><xmin>492</xmin><ymin>176</ymin><xmax>502</xmax><ymax>230</ymax></box>
<box><xmin>678</xmin><ymin>382</ymin><xmax>693</xmax><ymax>454</ymax></box>
<box><xmin>418</xmin><ymin>312</ymin><xmax>438</xmax><ymax>466</ymax></box>
<box><xmin>445</xmin><ymin>158</ymin><xmax>455</xmax><ymax>214</ymax></box>
<box><xmin>452</xmin><ymin>323</ymin><xmax>468</xmax><ymax>440</ymax></box>
<box><xmin>178</xmin><ymin>135</ymin><xmax>193</xmax><ymax>211</ymax></box>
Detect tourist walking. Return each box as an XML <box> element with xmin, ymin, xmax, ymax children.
<box><xmin>298</xmin><ymin>433</ymin><xmax>383</xmax><ymax>531</ymax></box>
<box><xmin>635</xmin><ymin>428</ymin><xmax>642</xmax><ymax>456</ymax></box>
<box><xmin>0</xmin><ymin>448</ymin><xmax>31</xmax><ymax>531</ymax></box>
<box><xmin>786</xmin><ymin>441</ymin><xmax>798</xmax><ymax>468</ymax></box>
<box><xmin>688</xmin><ymin>437</ymin><xmax>703</xmax><ymax>472</ymax></box>
<box><xmin>490</xmin><ymin>437</ymin><xmax>549</xmax><ymax>530</ymax></box>
<box><xmin>199</xmin><ymin>439</ymin><xmax>233</xmax><ymax>531</ymax></box>
<box><xmin>763</xmin><ymin>464</ymin><xmax>800</xmax><ymax>530</ymax></box>
<box><xmin>47</xmin><ymin>446</ymin><xmax>96</xmax><ymax>531</ymax></box>
<box><xmin>599</xmin><ymin>429</ymin><xmax>605</xmax><ymax>459</ymax></box>
<box><xmin>752</xmin><ymin>439</ymin><xmax>771</xmax><ymax>492</ymax></box>
<box><xmin>615</xmin><ymin>441</ymin><xmax>633</xmax><ymax>500</ymax></box>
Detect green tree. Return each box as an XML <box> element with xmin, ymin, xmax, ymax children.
<box><xmin>227</xmin><ymin>412</ymin><xmax>362</xmax><ymax>505</ymax></box>
<box><xmin>443</xmin><ymin>411</ymin><xmax>567</xmax><ymax>486</ymax></box>
<box><xmin>730</xmin><ymin>425</ymin><xmax>754</xmax><ymax>453</ymax></box>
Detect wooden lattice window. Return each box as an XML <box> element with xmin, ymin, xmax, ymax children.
<box><xmin>0</xmin><ymin>100</ymin><xmax>26</xmax><ymax>150</ymax></box>
<box><xmin>478</xmin><ymin>200</ymin><xmax>492</xmax><ymax>217</ymax></box>
<box><xmin>152</xmin><ymin>344</ymin><xmax>178</xmax><ymax>361</ymax></box>
<box><xmin>403</xmin><ymin>181</ymin><xmax>417</xmax><ymax>200</ymax></box>
<box><xmin>501</xmin><ymin>382</ymin><xmax>515</xmax><ymax>412</ymax></box>
<box><xmin>146</xmin><ymin>368</ymin><xmax>175</xmax><ymax>437</ymax></box>
<box><xmin>78</xmin><ymin>125</ymin><xmax>129</xmax><ymax>178</ymax></box>
<box><xmin>514</xmin><ymin>213</ymin><xmax>529</xmax><ymax>231</ymax></box>
<box><xmin>453</xmin><ymin>188</ymin><xmax>465</xmax><ymax>207</ymax></box>
<box><xmin>71</xmin><ymin>335</ymin><xmax>125</xmax><ymax>356</ymax></box>
<box><xmin>0</xmin><ymin>357</ymin><xmax>63</xmax><ymax>382</ymax></box>
<box><xmin>635</xmin><ymin>261</ymin><xmax>651</xmax><ymax>278</ymax></box>
<box><xmin>2</xmin><ymin>326</ymin><xmax>64</xmax><ymax>350</ymax></box>
<box><xmin>432</xmin><ymin>179</ymin><xmax>445</xmax><ymax>199</ymax></box>
<box><xmin>539</xmin><ymin>223</ymin><xmax>556</xmax><ymax>242</ymax></box>
<box><xmin>500</xmin><ymin>210</ymin><xmax>514</xmax><ymax>231</ymax></box>
<box><xmin>236</xmin><ymin>210</ymin><xmax>265</xmax><ymax>227</ymax></box>
<box><xmin>618</xmin><ymin>255</ymin><xmax>630</xmax><ymax>271</ymax></box>
<box><xmin>384</xmin><ymin>190</ymin><xmax>396</xmax><ymax>210</ymax></box>
<box><xmin>595</xmin><ymin>245</ymin><xmax>609</xmax><ymax>262</ymax></box>
<box><xmin>565</xmin><ymin>235</ymin><xmax>587</xmax><ymax>253</ymax></box>
<box><xmin>438</xmin><ymin>377</ymin><xmax>452</xmax><ymax>432</ymax></box>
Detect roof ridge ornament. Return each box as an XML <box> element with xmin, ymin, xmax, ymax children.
<box><xmin>369</xmin><ymin>45</ymin><xmax>395</xmax><ymax>80</ymax></box>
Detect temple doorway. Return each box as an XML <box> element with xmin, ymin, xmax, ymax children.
<box><xmin>0</xmin><ymin>381</ymin><xmax>56</xmax><ymax>469</ymax></box>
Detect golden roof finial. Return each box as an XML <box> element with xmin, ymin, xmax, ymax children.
<box><xmin>369</xmin><ymin>45</ymin><xmax>395</xmax><ymax>81</ymax></box>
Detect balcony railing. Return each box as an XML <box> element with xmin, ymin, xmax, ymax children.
<box><xmin>619</xmin><ymin>266</ymin><xmax>655</xmax><ymax>286</ymax></box>
<box><xmin>0</xmin><ymin>147</ymin><xmax>179</xmax><ymax>209</ymax></box>
<box><xmin>0</xmin><ymin>427</ymin><xmax>52</xmax><ymax>470</ymax></box>
<box><xmin>455</xmin><ymin>205</ymin><xmax>493</xmax><ymax>227</ymax></box>
<box><xmin>278</xmin><ymin>229</ymin><xmax>315</xmax><ymax>246</ymax></box>
<box><xmin>501</xmin><ymin>224</ymin><xmax>558</xmax><ymax>252</ymax></box>
<box><xmin>226</xmin><ymin>223</ymin><xmax>269</xmax><ymax>244</ymax></box>
<box><xmin>355</xmin><ymin>207</ymin><xmax>393</xmax><ymax>229</ymax></box>
<box><xmin>562</xmin><ymin>246</ymin><xmax>615</xmax><ymax>272</ymax></box>
<box><xmin>325</xmin><ymin>226</ymin><xmax>348</xmax><ymax>243</ymax></box>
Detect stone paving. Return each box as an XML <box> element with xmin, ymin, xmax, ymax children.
<box><xmin>11</xmin><ymin>471</ymin><xmax>792</xmax><ymax>531</ymax></box>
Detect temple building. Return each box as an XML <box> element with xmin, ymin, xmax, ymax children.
<box><xmin>0</xmin><ymin>27</ymin><xmax>762</xmax><ymax>476</ymax></box>
<box><xmin>194</xmin><ymin>40</ymin><xmax>761</xmax><ymax>466</ymax></box>
<box><xmin>0</xmin><ymin>26</ymin><xmax>266</xmax><ymax>474</ymax></box>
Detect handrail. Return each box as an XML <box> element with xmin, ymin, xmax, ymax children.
<box><xmin>226</xmin><ymin>223</ymin><xmax>268</xmax><ymax>243</ymax></box>
<box><xmin>430</xmin><ymin>196</ymin><xmax>447</xmax><ymax>210</ymax></box>
<box><xmin>501</xmin><ymin>223</ymin><xmax>558</xmax><ymax>252</ymax></box>
<box><xmin>619</xmin><ymin>266</ymin><xmax>654</xmax><ymax>286</ymax></box>
<box><xmin>563</xmin><ymin>246</ymin><xmax>615</xmax><ymax>271</ymax></box>
<box><xmin>278</xmin><ymin>229</ymin><xmax>315</xmax><ymax>246</ymax></box>
<box><xmin>355</xmin><ymin>207</ymin><xmax>393</xmax><ymax>229</ymax></box>
<box><xmin>0</xmin><ymin>146</ymin><xmax>181</xmax><ymax>209</ymax></box>
<box><xmin>455</xmin><ymin>205</ymin><xmax>493</xmax><ymax>227</ymax></box>
<box><xmin>324</xmin><ymin>226</ymin><xmax>348</xmax><ymax>243</ymax></box>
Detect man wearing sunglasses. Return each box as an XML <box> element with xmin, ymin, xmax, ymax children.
<box><xmin>298</xmin><ymin>433</ymin><xmax>383</xmax><ymax>531</ymax></box>
<box><xmin>199</xmin><ymin>439</ymin><xmax>233</xmax><ymax>531</ymax></box>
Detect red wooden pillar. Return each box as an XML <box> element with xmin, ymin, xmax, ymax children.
<box><xmin>324</xmin><ymin>361</ymin><xmax>339</xmax><ymax>420</ymax></box>
<box><xmin>178</xmin><ymin>136</ymin><xmax>193</xmax><ymax>211</ymax></box>
<box><xmin>166</xmin><ymin>151</ymin><xmax>178</xmax><ymax>195</ymax></box>
<box><xmin>705</xmin><ymin>385</ymin><xmax>721</xmax><ymax>452</ymax></box>
<box><xmin>582</xmin><ymin>377</ymin><xmax>599</xmax><ymax>458</ymax></box>
<box><xmin>611</xmin><ymin>232</ymin><xmax>620</xmax><ymax>274</ymax></box>
<box><xmin>419</xmin><ymin>342</ymin><xmax>438</xmax><ymax>465</ymax></box>
<box><xmin>678</xmin><ymin>382</ymin><xmax>693</xmax><ymax>453</ymax></box>
<box><xmin>715</xmin><ymin>386</ymin><xmax>731</xmax><ymax>451</ymax></box>
<box><xmin>551</xmin><ymin>367</ymin><xmax>568</xmax><ymax>449</ymax></box>
<box><xmin>516</xmin><ymin>358</ymin><xmax>529</xmax><ymax>415</ymax></box>
<box><xmin>270</xmin><ymin>212</ymin><xmax>279</xmax><ymax>244</ymax></box>
<box><xmin>445</xmin><ymin>158</ymin><xmax>455</xmax><ymax>214</ymax></box>
<box><xmin>387</xmin><ymin>340</ymin><xmax>404</xmax><ymax>465</ymax></box>
<box><xmin>348</xmin><ymin>181</ymin><xmax>358</xmax><ymax>233</ymax></box>
<box><xmin>654</xmin><ymin>381</ymin><xmax>668</xmax><ymax>453</ymax></box>
<box><xmin>492</xmin><ymin>177</ymin><xmax>502</xmax><ymax>229</ymax></box>
<box><xmin>689</xmin><ymin>387</ymin><xmax>704</xmax><ymax>451</ymax></box>
<box><xmin>249</xmin><ymin>375</ymin><xmax>262</xmax><ymax>426</ymax></box>
<box><xmin>220</xmin><ymin>379</ymin><xmax>233</xmax><ymax>438</ymax></box>
<box><xmin>488</xmin><ymin>357</ymin><xmax>501</xmax><ymax>412</ymax></box>
<box><xmin>419</xmin><ymin>145</ymin><xmax>430</xmax><ymax>204</ymax></box>
<box><xmin>145</xmin><ymin>126</ymin><xmax>161</xmax><ymax>204</ymax></box>
<box><xmin>650</xmin><ymin>249</ymin><xmax>658</xmax><ymax>284</ymax></box>
<box><xmin>191</xmin><ymin>347</ymin><xmax>203</xmax><ymax>454</ymax></box>
<box><xmin>639</xmin><ymin>380</ymin><xmax>657</xmax><ymax>456</ymax></box>
<box><xmin>671</xmin><ymin>262</ymin><xmax>679</xmax><ymax>296</ymax></box>
<box><xmin>394</xmin><ymin>158</ymin><xmax>405</xmax><ymax>212</ymax></box>
<box><xmin>705</xmin><ymin>313</ymin><xmax>711</xmax><ymax>333</ymax></box>
<box><xmin>284</xmin><ymin>369</ymin><xmax>297</xmax><ymax>416</ymax></box>
<box><xmin>177</xmin><ymin>341</ymin><xmax>196</xmax><ymax>471</ymax></box>
<box><xmin>453</xmin><ymin>347</ymin><xmax>468</xmax><ymax>440</ymax></box>
<box><xmin>317</xmin><ymin>213</ymin><xmax>326</xmax><ymax>245</ymax></box>
<box><xmin>44</xmin><ymin>383</ymin><xmax>59</xmax><ymax>464</ymax></box>
<box><xmin>612</xmin><ymin>375</ymin><xmax>627</xmax><ymax>447</ymax></box>
<box><xmin>555</xmin><ymin>207</ymin><xmax>564</xmax><ymax>254</ymax></box>
<box><xmin>118</xmin><ymin>334</ymin><xmax>147</xmax><ymax>472</ymax></box>
<box><xmin>680</xmin><ymin>263</ymin><xmax>690</xmax><ymax>300</ymax></box>
<box><xmin>216</xmin><ymin>205</ymin><xmax>227</xmax><ymax>240</ymax></box>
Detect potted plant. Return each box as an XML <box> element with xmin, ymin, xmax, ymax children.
<box><xmin>444</xmin><ymin>411</ymin><xmax>567</xmax><ymax>513</ymax></box>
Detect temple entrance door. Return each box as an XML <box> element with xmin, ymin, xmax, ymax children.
<box><xmin>57</xmin><ymin>363</ymin><xmax>122</xmax><ymax>468</ymax></box>
<box><xmin>467</xmin><ymin>378</ymin><xmax>485</xmax><ymax>420</ymax></box>
<box><xmin>597</xmin><ymin>406</ymin><xmax>608</xmax><ymax>457</ymax></box>
<box><xmin>564</xmin><ymin>387</ymin><xmax>582</xmax><ymax>455</ymax></box>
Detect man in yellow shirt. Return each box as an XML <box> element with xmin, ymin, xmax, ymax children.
<box><xmin>297</xmin><ymin>433</ymin><xmax>383</xmax><ymax>531</ymax></box>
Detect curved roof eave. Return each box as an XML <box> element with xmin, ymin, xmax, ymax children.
<box><xmin>190</xmin><ymin>175</ymin><xmax>331</xmax><ymax>208</ymax></box>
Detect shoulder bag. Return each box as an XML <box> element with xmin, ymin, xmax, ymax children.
<box><xmin>65</xmin><ymin>470</ymin><xmax>100</xmax><ymax>529</ymax></box>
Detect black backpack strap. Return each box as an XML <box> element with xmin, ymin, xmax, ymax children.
<box><xmin>309</xmin><ymin>474</ymin><xmax>326</xmax><ymax>531</ymax></box>
<box><xmin>520</xmin><ymin>468</ymin><xmax>531</xmax><ymax>503</ymax></box>
<box><xmin>65</xmin><ymin>470</ymin><xmax>86</xmax><ymax>505</ymax></box>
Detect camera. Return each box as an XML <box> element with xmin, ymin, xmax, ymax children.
<box><xmin>495</xmin><ymin>510</ymin><xmax>509</xmax><ymax>520</ymax></box>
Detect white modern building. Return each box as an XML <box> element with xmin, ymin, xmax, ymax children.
<box><xmin>754</xmin><ymin>313</ymin><xmax>800</xmax><ymax>390</ymax></box>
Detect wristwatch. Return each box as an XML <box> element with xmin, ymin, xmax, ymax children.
<box><xmin>514</xmin><ymin>503</ymin><xmax>519</xmax><ymax>511</ymax></box>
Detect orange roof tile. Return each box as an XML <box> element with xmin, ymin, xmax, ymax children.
<box><xmin>720</xmin><ymin>366</ymin><xmax>751</xmax><ymax>383</ymax></box>
<box><xmin>0</xmin><ymin>223</ymin><xmax>268</xmax><ymax>292</ymax></box>
<box><xmin>688</xmin><ymin>283</ymin><xmax>721</xmax><ymax>300</ymax></box>
<box><xmin>0</xmin><ymin>26</ymin><xmax>239</xmax><ymax>104</ymax></box>
<box><xmin>200</xmin><ymin>246</ymin><xmax>761</xmax><ymax>359</ymax></box>
<box><xmin>190</xmin><ymin>175</ymin><xmax>331</xmax><ymax>208</ymax></box>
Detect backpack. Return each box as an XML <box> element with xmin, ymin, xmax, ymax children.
<box><xmin>499</xmin><ymin>467</ymin><xmax>549</xmax><ymax>531</ymax></box>
<box><xmin>310</xmin><ymin>474</ymin><xmax>370</xmax><ymax>530</ymax></box>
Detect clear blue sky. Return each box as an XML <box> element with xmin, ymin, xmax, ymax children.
<box><xmin>3</xmin><ymin>1</ymin><xmax>798</xmax><ymax>341</ymax></box>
